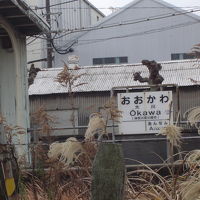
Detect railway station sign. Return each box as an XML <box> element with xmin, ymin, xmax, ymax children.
<box><xmin>117</xmin><ymin>91</ymin><xmax>173</xmax><ymax>134</ymax></box>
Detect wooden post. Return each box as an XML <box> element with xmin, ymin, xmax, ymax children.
<box><xmin>46</xmin><ymin>0</ymin><xmax>53</xmax><ymax>68</ymax></box>
<box><xmin>91</xmin><ymin>143</ymin><xmax>125</xmax><ymax>200</ymax></box>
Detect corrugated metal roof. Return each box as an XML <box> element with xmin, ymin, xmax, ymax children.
<box><xmin>29</xmin><ymin>59</ymin><xmax>200</xmax><ymax>95</ymax></box>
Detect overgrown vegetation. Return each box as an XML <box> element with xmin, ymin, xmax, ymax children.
<box><xmin>55</xmin><ymin>63</ymin><xmax>87</xmax><ymax>134</ymax></box>
<box><xmin>7</xmin><ymin>103</ymin><xmax>198</xmax><ymax>200</ymax></box>
<box><xmin>2</xmin><ymin>63</ymin><xmax>200</xmax><ymax>199</ymax></box>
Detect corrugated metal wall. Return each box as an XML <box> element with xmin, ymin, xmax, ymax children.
<box><xmin>30</xmin><ymin>92</ymin><xmax>110</xmax><ymax>135</ymax></box>
<box><xmin>29</xmin><ymin>86</ymin><xmax>200</xmax><ymax>135</ymax></box>
<box><xmin>29</xmin><ymin>87</ymin><xmax>200</xmax><ymax>165</ymax></box>
<box><xmin>179</xmin><ymin>87</ymin><xmax>200</xmax><ymax>117</ymax></box>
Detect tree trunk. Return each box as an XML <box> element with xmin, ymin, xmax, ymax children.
<box><xmin>91</xmin><ymin>143</ymin><xmax>125</xmax><ymax>200</ymax></box>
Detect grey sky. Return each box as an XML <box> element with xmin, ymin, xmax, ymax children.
<box><xmin>89</xmin><ymin>0</ymin><xmax>200</xmax><ymax>15</ymax></box>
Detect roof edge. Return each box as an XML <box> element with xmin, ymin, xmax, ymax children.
<box><xmin>83</xmin><ymin>0</ymin><xmax>105</xmax><ymax>17</ymax></box>
<box><xmin>10</xmin><ymin>0</ymin><xmax>50</xmax><ymax>34</ymax></box>
<box><xmin>67</xmin><ymin>0</ymin><xmax>142</xmax><ymax>42</ymax></box>
<box><xmin>70</xmin><ymin>0</ymin><xmax>200</xmax><ymax>42</ymax></box>
<box><xmin>39</xmin><ymin>59</ymin><xmax>198</xmax><ymax>72</ymax></box>
<box><xmin>152</xmin><ymin>0</ymin><xmax>200</xmax><ymax>22</ymax></box>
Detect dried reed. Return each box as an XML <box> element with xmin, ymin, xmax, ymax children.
<box><xmin>55</xmin><ymin>63</ymin><xmax>87</xmax><ymax>135</ymax></box>
<box><xmin>0</xmin><ymin>115</ymin><xmax>26</xmax><ymax>144</ymax></box>
<box><xmin>55</xmin><ymin>63</ymin><xmax>86</xmax><ymax>92</ymax></box>
<box><xmin>159</xmin><ymin>125</ymin><xmax>182</xmax><ymax>147</ymax></box>
<box><xmin>184</xmin><ymin>106</ymin><xmax>200</xmax><ymax>134</ymax></box>
<box><xmin>48</xmin><ymin>137</ymin><xmax>83</xmax><ymax>168</ymax></box>
<box><xmin>103</xmin><ymin>97</ymin><xmax>122</xmax><ymax>122</ymax></box>
<box><xmin>31</xmin><ymin>106</ymin><xmax>54</xmax><ymax>138</ymax></box>
<box><xmin>185</xmin><ymin>150</ymin><xmax>200</xmax><ymax>169</ymax></box>
<box><xmin>84</xmin><ymin>112</ymin><xmax>106</xmax><ymax>141</ymax></box>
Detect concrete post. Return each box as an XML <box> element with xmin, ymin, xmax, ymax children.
<box><xmin>91</xmin><ymin>143</ymin><xmax>125</xmax><ymax>200</ymax></box>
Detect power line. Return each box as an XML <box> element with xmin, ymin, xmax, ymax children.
<box><xmin>52</xmin><ymin>8</ymin><xmax>200</xmax><ymax>40</ymax></box>
<box><xmin>48</xmin><ymin>6</ymin><xmax>200</xmax><ymax>10</ymax></box>
<box><xmin>51</xmin><ymin>40</ymin><xmax>76</xmax><ymax>54</ymax></box>
<box><xmin>28</xmin><ymin>6</ymin><xmax>200</xmax><ymax>55</ymax></box>
<box><xmin>75</xmin><ymin>21</ymin><xmax>199</xmax><ymax>46</ymax></box>
<box><xmin>31</xmin><ymin>4</ymin><xmax>200</xmax><ymax>10</ymax></box>
<box><xmin>27</xmin><ymin>35</ymin><xmax>43</xmax><ymax>45</ymax></box>
<box><xmin>32</xmin><ymin>9</ymin><xmax>184</xmax><ymax>40</ymax></box>
<box><xmin>29</xmin><ymin>8</ymin><xmax>200</xmax><ymax>53</ymax></box>
<box><xmin>33</xmin><ymin>0</ymin><xmax>78</xmax><ymax>10</ymax></box>
<box><xmin>55</xmin><ymin>21</ymin><xmax>198</xmax><ymax>49</ymax></box>
<box><xmin>53</xmin><ymin>20</ymin><xmax>198</xmax><ymax>52</ymax></box>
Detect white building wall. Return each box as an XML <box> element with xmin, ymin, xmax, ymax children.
<box><xmin>91</xmin><ymin>9</ymin><xmax>104</xmax><ymax>24</ymax></box>
<box><xmin>0</xmin><ymin>18</ymin><xmax>30</xmax><ymax>159</ymax></box>
<box><xmin>27</xmin><ymin>0</ymin><xmax>104</xmax><ymax>68</ymax></box>
<box><xmin>54</xmin><ymin>0</ymin><xmax>200</xmax><ymax>66</ymax></box>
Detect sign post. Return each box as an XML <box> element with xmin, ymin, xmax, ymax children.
<box><xmin>118</xmin><ymin>91</ymin><xmax>173</xmax><ymax>134</ymax></box>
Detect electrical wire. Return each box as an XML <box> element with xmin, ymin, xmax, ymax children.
<box><xmin>48</xmin><ymin>6</ymin><xmax>200</xmax><ymax>10</ymax></box>
<box><xmin>33</xmin><ymin>0</ymin><xmax>78</xmax><ymax>10</ymax></box>
<box><xmin>52</xmin><ymin>20</ymin><xmax>198</xmax><ymax>53</ymax></box>
<box><xmin>27</xmin><ymin>6</ymin><xmax>200</xmax><ymax>55</ymax></box>
<box><xmin>35</xmin><ymin>9</ymin><xmax>200</xmax><ymax>54</ymax></box>
<box><xmin>31</xmin><ymin>9</ymin><xmax>189</xmax><ymax>42</ymax></box>
<box><xmin>52</xmin><ymin>8</ymin><xmax>200</xmax><ymax>40</ymax></box>
<box><xmin>75</xmin><ymin>21</ymin><xmax>199</xmax><ymax>46</ymax></box>
<box><xmin>27</xmin><ymin>35</ymin><xmax>44</xmax><ymax>46</ymax></box>
<box><xmin>51</xmin><ymin>39</ymin><xmax>77</xmax><ymax>54</ymax></box>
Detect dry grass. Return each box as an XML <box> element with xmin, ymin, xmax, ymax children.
<box><xmin>18</xmin><ymin>142</ymin><xmax>200</xmax><ymax>200</ymax></box>
<box><xmin>103</xmin><ymin>97</ymin><xmax>122</xmax><ymax>122</ymax></box>
<box><xmin>185</xmin><ymin>150</ymin><xmax>200</xmax><ymax>169</ymax></box>
<box><xmin>18</xmin><ymin>140</ymin><xmax>96</xmax><ymax>200</ymax></box>
<box><xmin>31</xmin><ymin>106</ymin><xmax>54</xmax><ymax>138</ymax></box>
<box><xmin>184</xmin><ymin>107</ymin><xmax>200</xmax><ymax>134</ymax></box>
<box><xmin>0</xmin><ymin>115</ymin><xmax>25</xmax><ymax>144</ymax></box>
<box><xmin>159</xmin><ymin>125</ymin><xmax>182</xmax><ymax>147</ymax></box>
<box><xmin>84</xmin><ymin>112</ymin><xmax>106</xmax><ymax>141</ymax></box>
<box><xmin>55</xmin><ymin>62</ymin><xmax>87</xmax><ymax>134</ymax></box>
<box><xmin>125</xmin><ymin>159</ymin><xmax>200</xmax><ymax>200</ymax></box>
<box><xmin>48</xmin><ymin>137</ymin><xmax>83</xmax><ymax>168</ymax></box>
<box><xmin>16</xmin><ymin>104</ymin><xmax>200</xmax><ymax>199</ymax></box>
<box><xmin>55</xmin><ymin>63</ymin><xmax>86</xmax><ymax>93</ymax></box>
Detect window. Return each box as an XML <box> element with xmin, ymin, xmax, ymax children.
<box><xmin>93</xmin><ymin>57</ymin><xmax>128</xmax><ymax>65</ymax></box>
<box><xmin>171</xmin><ymin>53</ymin><xmax>195</xmax><ymax>60</ymax></box>
<box><xmin>119</xmin><ymin>57</ymin><xmax>128</xmax><ymax>64</ymax></box>
<box><xmin>171</xmin><ymin>54</ymin><xmax>180</xmax><ymax>60</ymax></box>
<box><xmin>104</xmin><ymin>57</ymin><xmax>115</xmax><ymax>64</ymax></box>
<box><xmin>183</xmin><ymin>53</ymin><xmax>195</xmax><ymax>59</ymax></box>
<box><xmin>93</xmin><ymin>58</ymin><xmax>103</xmax><ymax>65</ymax></box>
<box><xmin>97</xmin><ymin>16</ymin><xmax>100</xmax><ymax>21</ymax></box>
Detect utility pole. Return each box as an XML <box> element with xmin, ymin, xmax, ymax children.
<box><xmin>46</xmin><ymin>0</ymin><xmax>53</xmax><ymax>68</ymax></box>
